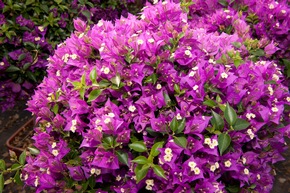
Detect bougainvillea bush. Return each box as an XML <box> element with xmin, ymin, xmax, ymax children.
<box><xmin>13</xmin><ymin>0</ymin><xmax>290</xmax><ymax>192</ymax></box>
<box><xmin>0</xmin><ymin>0</ymin><xmax>145</xmax><ymax>112</ymax></box>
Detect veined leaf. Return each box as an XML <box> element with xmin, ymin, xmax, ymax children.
<box><xmin>233</xmin><ymin>118</ymin><xmax>250</xmax><ymax>130</ymax></box>
<box><xmin>224</xmin><ymin>103</ymin><xmax>237</xmax><ymax>126</ymax></box>
<box><xmin>218</xmin><ymin>133</ymin><xmax>231</xmax><ymax>155</ymax></box>
<box><xmin>129</xmin><ymin>141</ymin><xmax>147</xmax><ymax>153</ymax></box>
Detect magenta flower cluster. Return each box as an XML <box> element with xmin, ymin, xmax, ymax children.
<box><xmin>23</xmin><ymin>1</ymin><xmax>289</xmax><ymax>193</ymax></box>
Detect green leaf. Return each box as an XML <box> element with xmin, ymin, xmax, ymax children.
<box><xmin>218</xmin><ymin>0</ymin><xmax>228</xmax><ymax>6</ymax></box>
<box><xmin>233</xmin><ymin>118</ymin><xmax>250</xmax><ymax>131</ymax></box>
<box><xmin>89</xmin><ymin>68</ymin><xmax>97</xmax><ymax>83</ymax></box>
<box><xmin>144</xmin><ymin>73</ymin><xmax>157</xmax><ymax>84</ymax></box>
<box><xmin>11</xmin><ymin>163</ymin><xmax>21</xmax><ymax>170</ymax></box>
<box><xmin>152</xmin><ymin>165</ymin><xmax>167</xmax><ymax>179</ymax></box>
<box><xmin>26</xmin><ymin>71</ymin><xmax>37</xmax><ymax>82</ymax></box>
<box><xmin>232</xmin><ymin>42</ymin><xmax>241</xmax><ymax>48</ymax></box>
<box><xmin>99</xmin><ymin>79</ymin><xmax>111</xmax><ymax>88</ymax></box>
<box><xmin>14</xmin><ymin>170</ymin><xmax>23</xmax><ymax>186</ymax></box>
<box><xmin>174</xmin><ymin>84</ymin><xmax>181</xmax><ymax>94</ymax></box>
<box><xmin>52</xmin><ymin>104</ymin><xmax>59</xmax><ymax>114</ymax></box>
<box><xmin>18</xmin><ymin>54</ymin><xmax>26</xmax><ymax>61</ymax></box>
<box><xmin>23</xmin><ymin>63</ymin><xmax>31</xmax><ymax>71</ymax></box>
<box><xmin>136</xmin><ymin>165</ymin><xmax>149</xmax><ymax>183</ymax></box>
<box><xmin>131</xmin><ymin>156</ymin><xmax>149</xmax><ymax>164</ymax></box>
<box><xmin>176</xmin><ymin>118</ymin><xmax>186</xmax><ymax>134</ymax></box>
<box><xmin>81</xmin><ymin>10</ymin><xmax>91</xmax><ymax>20</ymax></box>
<box><xmin>249</xmin><ymin>49</ymin><xmax>265</xmax><ymax>57</ymax></box>
<box><xmin>19</xmin><ymin>151</ymin><xmax>26</xmax><ymax>165</ymax></box>
<box><xmin>54</xmin><ymin>0</ymin><xmax>62</xmax><ymax>4</ymax></box>
<box><xmin>116</xmin><ymin>151</ymin><xmax>129</xmax><ymax>166</ymax></box>
<box><xmin>81</xmin><ymin>73</ymin><xmax>86</xmax><ymax>85</ymax></box>
<box><xmin>224</xmin><ymin>103</ymin><xmax>237</xmax><ymax>126</ymax></box>
<box><xmin>103</xmin><ymin>136</ymin><xmax>114</xmax><ymax>147</ymax></box>
<box><xmin>0</xmin><ymin>174</ymin><xmax>4</xmax><ymax>193</ymax></box>
<box><xmin>211</xmin><ymin>111</ymin><xmax>225</xmax><ymax>131</ymax></box>
<box><xmin>203</xmin><ymin>99</ymin><xmax>217</xmax><ymax>107</ymax></box>
<box><xmin>88</xmin><ymin>89</ymin><xmax>102</xmax><ymax>102</ymax></box>
<box><xmin>0</xmin><ymin>160</ymin><xmax>5</xmax><ymax>171</ymax></box>
<box><xmin>149</xmin><ymin>141</ymin><xmax>164</xmax><ymax>157</ymax></box>
<box><xmin>170</xmin><ymin>117</ymin><xmax>178</xmax><ymax>132</ymax></box>
<box><xmin>25</xmin><ymin>0</ymin><xmax>35</xmax><ymax>5</ymax></box>
<box><xmin>173</xmin><ymin>136</ymin><xmax>187</xmax><ymax>148</ymax></box>
<box><xmin>218</xmin><ymin>133</ymin><xmax>231</xmax><ymax>155</ymax></box>
<box><xmin>88</xmin><ymin>176</ymin><xmax>96</xmax><ymax>189</ymax></box>
<box><xmin>72</xmin><ymin>81</ymin><xmax>82</xmax><ymax>89</ymax></box>
<box><xmin>79</xmin><ymin>88</ymin><xmax>85</xmax><ymax>100</ymax></box>
<box><xmin>129</xmin><ymin>141</ymin><xmax>147</xmax><ymax>153</ymax></box>
<box><xmin>5</xmin><ymin>65</ymin><xmax>20</xmax><ymax>72</ymax></box>
<box><xmin>28</xmin><ymin>147</ymin><xmax>39</xmax><ymax>155</ymax></box>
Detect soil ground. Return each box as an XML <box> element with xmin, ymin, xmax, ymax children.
<box><xmin>0</xmin><ymin>101</ymin><xmax>289</xmax><ymax>192</ymax></box>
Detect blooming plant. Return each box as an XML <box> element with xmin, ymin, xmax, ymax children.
<box><xmin>1</xmin><ymin>0</ymin><xmax>290</xmax><ymax>192</ymax></box>
<box><xmin>0</xmin><ymin>0</ymin><xmax>145</xmax><ymax>112</ymax></box>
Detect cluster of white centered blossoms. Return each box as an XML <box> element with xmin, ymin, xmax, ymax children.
<box><xmin>188</xmin><ymin>161</ymin><xmax>201</xmax><ymax>175</ymax></box>
<box><xmin>145</xmin><ymin>179</ymin><xmax>154</xmax><ymax>190</ymax></box>
<box><xmin>90</xmin><ymin>168</ymin><xmax>101</xmax><ymax>176</ymax></box>
<box><xmin>164</xmin><ymin>148</ymin><xmax>173</xmax><ymax>162</ymax></box>
<box><xmin>70</xmin><ymin>119</ymin><xmax>77</xmax><ymax>133</ymax></box>
<box><xmin>204</xmin><ymin>138</ymin><xmax>218</xmax><ymax>149</ymax></box>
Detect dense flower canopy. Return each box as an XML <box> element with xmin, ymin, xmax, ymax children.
<box><xmin>23</xmin><ymin>1</ymin><xmax>289</xmax><ymax>193</ymax></box>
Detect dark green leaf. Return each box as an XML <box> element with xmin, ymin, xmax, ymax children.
<box><xmin>25</xmin><ymin>0</ymin><xmax>35</xmax><ymax>5</ymax></box>
<box><xmin>5</xmin><ymin>65</ymin><xmax>20</xmax><ymax>72</ymax></box>
<box><xmin>88</xmin><ymin>89</ymin><xmax>102</xmax><ymax>102</ymax></box>
<box><xmin>0</xmin><ymin>174</ymin><xmax>4</xmax><ymax>193</ymax></box>
<box><xmin>249</xmin><ymin>49</ymin><xmax>265</xmax><ymax>57</ymax></box>
<box><xmin>81</xmin><ymin>10</ymin><xmax>91</xmax><ymax>20</ymax></box>
<box><xmin>218</xmin><ymin>133</ymin><xmax>231</xmax><ymax>155</ymax></box>
<box><xmin>0</xmin><ymin>160</ymin><xmax>5</xmax><ymax>171</ymax></box>
<box><xmin>19</xmin><ymin>151</ymin><xmax>26</xmax><ymax>165</ymax></box>
<box><xmin>218</xmin><ymin>0</ymin><xmax>228</xmax><ymax>6</ymax></box>
<box><xmin>18</xmin><ymin>54</ymin><xmax>26</xmax><ymax>61</ymax></box>
<box><xmin>131</xmin><ymin>156</ymin><xmax>149</xmax><ymax>164</ymax></box>
<box><xmin>170</xmin><ymin>117</ymin><xmax>178</xmax><ymax>132</ymax></box>
<box><xmin>211</xmin><ymin>111</ymin><xmax>224</xmax><ymax>131</ymax></box>
<box><xmin>224</xmin><ymin>103</ymin><xmax>237</xmax><ymax>126</ymax></box>
<box><xmin>150</xmin><ymin>141</ymin><xmax>164</xmax><ymax>157</ymax></box>
<box><xmin>23</xmin><ymin>63</ymin><xmax>31</xmax><ymax>71</ymax></box>
<box><xmin>116</xmin><ymin>151</ymin><xmax>129</xmax><ymax>166</ymax></box>
<box><xmin>163</xmin><ymin>92</ymin><xmax>171</xmax><ymax>106</ymax></box>
<box><xmin>26</xmin><ymin>71</ymin><xmax>37</xmax><ymax>82</ymax></box>
<box><xmin>176</xmin><ymin>118</ymin><xmax>186</xmax><ymax>134</ymax></box>
<box><xmin>152</xmin><ymin>165</ymin><xmax>167</xmax><ymax>179</ymax></box>
<box><xmin>233</xmin><ymin>118</ymin><xmax>250</xmax><ymax>131</ymax></box>
<box><xmin>129</xmin><ymin>141</ymin><xmax>147</xmax><ymax>153</ymax></box>
<box><xmin>173</xmin><ymin>136</ymin><xmax>187</xmax><ymax>148</ymax></box>
<box><xmin>88</xmin><ymin>176</ymin><xmax>96</xmax><ymax>189</ymax></box>
<box><xmin>136</xmin><ymin>165</ymin><xmax>149</xmax><ymax>183</ymax></box>
<box><xmin>14</xmin><ymin>170</ymin><xmax>23</xmax><ymax>186</ymax></box>
<box><xmin>103</xmin><ymin>136</ymin><xmax>114</xmax><ymax>147</ymax></box>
